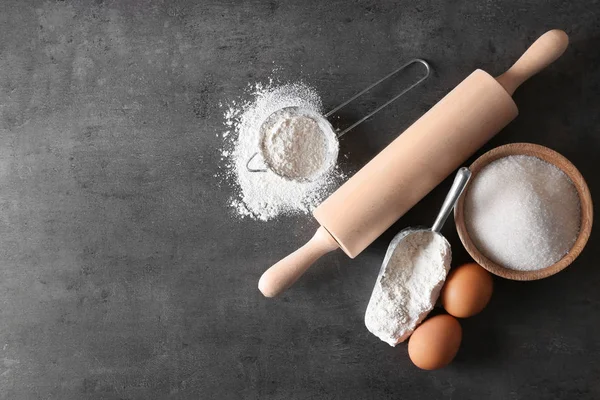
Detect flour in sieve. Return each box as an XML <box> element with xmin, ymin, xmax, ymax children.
<box><xmin>219</xmin><ymin>81</ymin><xmax>343</xmax><ymax>221</ymax></box>
<box><xmin>365</xmin><ymin>230</ymin><xmax>452</xmax><ymax>346</ymax></box>
<box><xmin>262</xmin><ymin>108</ymin><xmax>337</xmax><ymax>180</ymax></box>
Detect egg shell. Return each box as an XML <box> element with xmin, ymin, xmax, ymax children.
<box><xmin>408</xmin><ymin>314</ymin><xmax>462</xmax><ymax>370</ymax></box>
<box><xmin>441</xmin><ymin>262</ymin><xmax>494</xmax><ymax>318</ymax></box>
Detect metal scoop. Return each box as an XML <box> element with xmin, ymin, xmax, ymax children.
<box><xmin>379</xmin><ymin>167</ymin><xmax>472</xmax><ymax>290</ymax></box>
<box><xmin>364</xmin><ymin>167</ymin><xmax>471</xmax><ymax>345</ymax></box>
<box><xmin>387</xmin><ymin>167</ymin><xmax>472</xmax><ymax>253</ymax></box>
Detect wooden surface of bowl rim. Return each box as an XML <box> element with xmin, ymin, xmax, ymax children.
<box><xmin>454</xmin><ymin>143</ymin><xmax>593</xmax><ymax>281</ymax></box>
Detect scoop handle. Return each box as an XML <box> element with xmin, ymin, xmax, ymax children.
<box><xmin>258</xmin><ymin>227</ymin><xmax>339</xmax><ymax>297</ymax></box>
<box><xmin>496</xmin><ymin>29</ymin><xmax>569</xmax><ymax>96</ymax></box>
<box><xmin>431</xmin><ymin>167</ymin><xmax>471</xmax><ymax>233</ymax></box>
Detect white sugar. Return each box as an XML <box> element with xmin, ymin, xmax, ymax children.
<box><xmin>465</xmin><ymin>155</ymin><xmax>581</xmax><ymax>271</ymax></box>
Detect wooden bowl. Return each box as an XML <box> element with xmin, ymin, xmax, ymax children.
<box><xmin>454</xmin><ymin>143</ymin><xmax>593</xmax><ymax>280</ymax></box>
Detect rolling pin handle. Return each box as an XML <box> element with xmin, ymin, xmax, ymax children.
<box><xmin>258</xmin><ymin>226</ymin><xmax>339</xmax><ymax>297</ymax></box>
<box><xmin>496</xmin><ymin>29</ymin><xmax>569</xmax><ymax>96</ymax></box>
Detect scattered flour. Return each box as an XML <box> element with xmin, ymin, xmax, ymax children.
<box><xmin>365</xmin><ymin>230</ymin><xmax>451</xmax><ymax>346</ymax></box>
<box><xmin>220</xmin><ymin>82</ymin><xmax>343</xmax><ymax>221</ymax></box>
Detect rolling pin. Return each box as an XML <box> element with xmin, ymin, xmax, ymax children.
<box><xmin>259</xmin><ymin>29</ymin><xmax>569</xmax><ymax>297</ymax></box>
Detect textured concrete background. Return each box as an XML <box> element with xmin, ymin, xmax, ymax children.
<box><xmin>0</xmin><ymin>0</ymin><xmax>599</xmax><ymax>399</ymax></box>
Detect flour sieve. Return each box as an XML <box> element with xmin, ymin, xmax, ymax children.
<box><xmin>246</xmin><ymin>58</ymin><xmax>431</xmax><ymax>181</ymax></box>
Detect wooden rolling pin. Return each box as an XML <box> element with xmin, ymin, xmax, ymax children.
<box><xmin>259</xmin><ymin>29</ymin><xmax>569</xmax><ymax>297</ymax></box>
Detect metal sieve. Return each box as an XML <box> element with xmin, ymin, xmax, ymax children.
<box><xmin>246</xmin><ymin>58</ymin><xmax>431</xmax><ymax>181</ymax></box>
<box><xmin>257</xmin><ymin>107</ymin><xmax>339</xmax><ymax>181</ymax></box>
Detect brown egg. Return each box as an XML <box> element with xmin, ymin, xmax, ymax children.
<box><xmin>408</xmin><ymin>314</ymin><xmax>462</xmax><ymax>370</ymax></box>
<box><xmin>441</xmin><ymin>262</ymin><xmax>493</xmax><ymax>318</ymax></box>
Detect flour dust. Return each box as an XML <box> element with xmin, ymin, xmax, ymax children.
<box><xmin>219</xmin><ymin>81</ymin><xmax>344</xmax><ymax>221</ymax></box>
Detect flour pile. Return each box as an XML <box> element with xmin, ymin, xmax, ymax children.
<box><xmin>220</xmin><ymin>82</ymin><xmax>342</xmax><ymax>221</ymax></box>
<box><xmin>261</xmin><ymin>108</ymin><xmax>337</xmax><ymax>181</ymax></box>
<box><xmin>365</xmin><ymin>229</ymin><xmax>451</xmax><ymax>346</ymax></box>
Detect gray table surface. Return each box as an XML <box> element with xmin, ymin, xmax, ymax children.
<box><xmin>1</xmin><ymin>0</ymin><xmax>599</xmax><ymax>399</ymax></box>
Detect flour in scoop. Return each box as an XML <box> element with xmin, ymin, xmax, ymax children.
<box><xmin>365</xmin><ymin>230</ymin><xmax>451</xmax><ymax>346</ymax></box>
<box><xmin>219</xmin><ymin>81</ymin><xmax>343</xmax><ymax>221</ymax></box>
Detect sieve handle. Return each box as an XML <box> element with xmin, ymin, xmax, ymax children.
<box><xmin>431</xmin><ymin>167</ymin><xmax>471</xmax><ymax>234</ymax></box>
<box><xmin>325</xmin><ymin>58</ymin><xmax>431</xmax><ymax>138</ymax></box>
